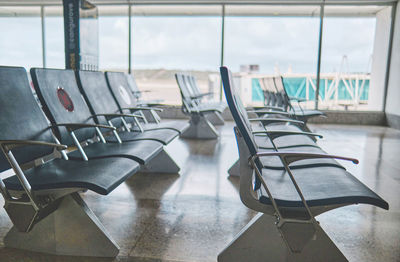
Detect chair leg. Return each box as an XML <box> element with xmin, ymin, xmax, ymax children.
<box><xmin>228</xmin><ymin>159</ymin><xmax>240</xmax><ymax>177</ymax></box>
<box><xmin>218</xmin><ymin>213</ymin><xmax>348</xmax><ymax>262</ymax></box>
<box><xmin>140</xmin><ymin>148</ymin><xmax>180</xmax><ymax>174</ymax></box>
<box><xmin>4</xmin><ymin>192</ymin><xmax>119</xmax><ymax>257</ymax></box>
<box><xmin>206</xmin><ymin>111</ymin><xmax>225</xmax><ymax>125</ymax></box>
<box><xmin>181</xmin><ymin>114</ymin><xmax>219</xmax><ymax>139</ymax></box>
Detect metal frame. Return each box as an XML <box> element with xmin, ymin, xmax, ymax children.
<box><xmin>0</xmin><ymin>0</ymin><xmax>396</xmax><ymax>112</ymax></box>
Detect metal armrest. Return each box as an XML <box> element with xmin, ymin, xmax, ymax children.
<box><xmin>121</xmin><ymin>107</ymin><xmax>163</xmax><ymax>112</ymax></box>
<box><xmin>0</xmin><ymin>140</ymin><xmax>67</xmax><ymax>151</ymax></box>
<box><xmin>252</xmin><ymin>130</ymin><xmax>323</xmax><ymax>140</ymax></box>
<box><xmin>252</xmin><ymin>152</ymin><xmax>358</xmax><ymax>165</ymax></box>
<box><xmin>247</xmin><ymin>110</ymin><xmax>290</xmax><ymax>116</ymax></box>
<box><xmin>289</xmin><ymin>97</ymin><xmax>307</xmax><ymax>102</ymax></box>
<box><xmin>93</xmin><ymin>113</ymin><xmax>144</xmax><ymax>120</ymax></box>
<box><xmin>249</xmin><ymin>151</ymin><xmax>358</xmax><ymax>225</ymax></box>
<box><xmin>51</xmin><ymin>123</ymin><xmax>116</xmax><ymax>131</ymax></box>
<box><xmin>248</xmin><ymin>106</ymin><xmax>285</xmax><ymax>112</ymax></box>
<box><xmin>249</xmin><ymin>118</ymin><xmax>304</xmax><ymax>126</ymax></box>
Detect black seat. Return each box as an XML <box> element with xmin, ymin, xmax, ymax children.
<box><xmin>74</xmin><ymin>70</ymin><xmax>181</xmax><ymax>145</ymax></box>
<box><xmin>4</xmin><ymin>157</ymin><xmax>138</xmax><ymax>195</ymax></box>
<box><xmin>0</xmin><ymin>66</ymin><xmax>140</xmax><ymax>194</ymax></box>
<box><xmin>0</xmin><ymin>66</ymin><xmax>143</xmax><ymax>256</ymax></box>
<box><xmin>104</xmin><ymin>71</ymin><xmax>189</xmax><ymax>134</ymax></box>
<box><xmin>220</xmin><ymin>65</ymin><xmax>388</xmax><ymax>210</ymax></box>
<box><xmin>30</xmin><ymin>68</ymin><xmax>164</xmax><ymax>162</ymax></box>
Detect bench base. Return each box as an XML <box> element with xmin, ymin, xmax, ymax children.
<box><xmin>140</xmin><ymin>148</ymin><xmax>180</xmax><ymax>174</ymax></box>
<box><xmin>181</xmin><ymin>114</ymin><xmax>219</xmax><ymax>139</ymax></box>
<box><xmin>4</xmin><ymin>192</ymin><xmax>119</xmax><ymax>257</ymax></box>
<box><xmin>228</xmin><ymin>159</ymin><xmax>240</xmax><ymax>177</ymax></box>
<box><xmin>206</xmin><ymin>111</ymin><xmax>225</xmax><ymax>126</ymax></box>
<box><xmin>218</xmin><ymin>213</ymin><xmax>347</xmax><ymax>262</ymax></box>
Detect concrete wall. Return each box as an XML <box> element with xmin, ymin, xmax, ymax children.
<box><xmin>385</xmin><ymin>3</ymin><xmax>400</xmax><ymax>129</ymax></box>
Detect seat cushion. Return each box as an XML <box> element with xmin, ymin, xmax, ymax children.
<box><xmin>4</xmin><ymin>157</ymin><xmax>140</xmax><ymax>195</ymax></box>
<box><xmin>259</xmin><ymin>146</ymin><xmax>344</xmax><ymax>170</ymax></box>
<box><xmin>255</xmin><ymin>133</ymin><xmax>317</xmax><ymax>149</ymax></box>
<box><xmin>68</xmin><ymin>140</ymin><xmax>163</xmax><ymax>164</ymax></box>
<box><xmin>258</xmin><ymin>166</ymin><xmax>389</xmax><ymax>210</ymax></box>
<box><xmin>106</xmin><ymin>129</ymin><xmax>178</xmax><ymax>145</ymax></box>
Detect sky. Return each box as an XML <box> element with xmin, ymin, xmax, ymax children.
<box><xmin>0</xmin><ymin>15</ymin><xmax>376</xmax><ymax>74</ymax></box>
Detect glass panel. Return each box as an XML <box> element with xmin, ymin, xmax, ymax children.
<box><xmin>225</xmin><ymin>5</ymin><xmax>320</xmax><ymax>108</ymax></box>
<box><xmin>0</xmin><ymin>7</ymin><xmax>42</xmax><ymax>69</ymax></box>
<box><xmin>98</xmin><ymin>6</ymin><xmax>128</xmax><ymax>71</ymax></box>
<box><xmin>319</xmin><ymin>5</ymin><xmax>390</xmax><ymax>111</ymax></box>
<box><xmin>44</xmin><ymin>6</ymin><xmax>65</xmax><ymax>69</ymax></box>
<box><xmin>131</xmin><ymin>5</ymin><xmax>222</xmax><ymax>105</ymax></box>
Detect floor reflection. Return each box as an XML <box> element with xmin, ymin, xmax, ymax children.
<box><xmin>0</xmin><ymin>122</ymin><xmax>399</xmax><ymax>262</ymax></box>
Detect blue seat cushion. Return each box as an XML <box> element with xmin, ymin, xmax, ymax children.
<box><xmin>4</xmin><ymin>157</ymin><xmax>139</xmax><ymax>195</ymax></box>
<box><xmin>258</xmin><ymin>166</ymin><xmax>388</xmax><ymax>210</ymax></box>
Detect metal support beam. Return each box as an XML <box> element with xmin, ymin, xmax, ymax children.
<box><xmin>315</xmin><ymin>1</ymin><xmax>325</xmax><ymax>110</ymax></box>
<box><xmin>219</xmin><ymin>4</ymin><xmax>225</xmax><ymax>101</ymax></box>
<box><xmin>40</xmin><ymin>5</ymin><xmax>46</xmax><ymax>68</ymax></box>
<box><xmin>383</xmin><ymin>2</ymin><xmax>397</xmax><ymax>112</ymax></box>
<box><xmin>128</xmin><ymin>4</ymin><xmax>132</xmax><ymax>74</ymax></box>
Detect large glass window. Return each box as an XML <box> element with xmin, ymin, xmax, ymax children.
<box><xmin>319</xmin><ymin>6</ymin><xmax>381</xmax><ymax>111</ymax></box>
<box><xmin>44</xmin><ymin>6</ymin><xmax>64</xmax><ymax>69</ymax></box>
<box><xmin>131</xmin><ymin>5</ymin><xmax>222</xmax><ymax>105</ymax></box>
<box><xmin>98</xmin><ymin>6</ymin><xmax>129</xmax><ymax>71</ymax></box>
<box><xmin>225</xmin><ymin>5</ymin><xmax>320</xmax><ymax>107</ymax></box>
<box><xmin>0</xmin><ymin>7</ymin><xmax>42</xmax><ymax>69</ymax></box>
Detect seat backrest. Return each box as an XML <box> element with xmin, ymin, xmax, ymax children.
<box><xmin>273</xmin><ymin>76</ymin><xmax>290</xmax><ymax>110</ymax></box>
<box><xmin>105</xmin><ymin>71</ymin><xmax>140</xmax><ymax>113</ymax></box>
<box><xmin>0</xmin><ymin>66</ymin><xmax>56</xmax><ymax>172</ymax></box>
<box><xmin>125</xmin><ymin>73</ymin><xmax>141</xmax><ymax>99</ymax></box>
<box><xmin>188</xmin><ymin>75</ymin><xmax>201</xmax><ymax>96</ymax></box>
<box><xmin>220</xmin><ymin>66</ymin><xmax>263</xmax><ymax>189</ymax></box>
<box><xmin>75</xmin><ymin>70</ymin><xmax>123</xmax><ymax>128</ymax></box>
<box><xmin>175</xmin><ymin>73</ymin><xmax>195</xmax><ymax>113</ymax></box>
<box><xmin>261</xmin><ymin>77</ymin><xmax>279</xmax><ymax>106</ymax></box>
<box><xmin>31</xmin><ymin>68</ymin><xmax>96</xmax><ymax>146</ymax></box>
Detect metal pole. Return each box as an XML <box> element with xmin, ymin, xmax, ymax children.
<box><xmin>220</xmin><ymin>4</ymin><xmax>225</xmax><ymax>101</ymax></box>
<box><xmin>128</xmin><ymin>4</ymin><xmax>132</xmax><ymax>74</ymax></box>
<box><xmin>41</xmin><ymin>6</ymin><xmax>46</xmax><ymax>68</ymax></box>
<box><xmin>315</xmin><ymin>1</ymin><xmax>325</xmax><ymax>110</ymax></box>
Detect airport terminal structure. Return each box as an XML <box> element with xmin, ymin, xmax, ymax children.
<box><xmin>0</xmin><ymin>0</ymin><xmax>399</xmax><ymax>261</ymax></box>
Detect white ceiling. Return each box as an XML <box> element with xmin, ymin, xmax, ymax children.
<box><xmin>0</xmin><ymin>0</ymin><xmax>394</xmax><ymax>17</ymax></box>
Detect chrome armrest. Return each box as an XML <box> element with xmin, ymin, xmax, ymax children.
<box><xmin>247</xmin><ymin>110</ymin><xmax>290</xmax><ymax>116</ymax></box>
<box><xmin>93</xmin><ymin>113</ymin><xmax>144</xmax><ymax>120</ymax></box>
<box><xmin>0</xmin><ymin>140</ymin><xmax>67</xmax><ymax>151</ymax></box>
<box><xmin>249</xmin><ymin>118</ymin><xmax>304</xmax><ymax>126</ymax></box>
<box><xmin>252</xmin><ymin>152</ymin><xmax>358</xmax><ymax>166</ymax></box>
<box><xmin>51</xmin><ymin>123</ymin><xmax>116</xmax><ymax>131</ymax></box>
<box><xmin>289</xmin><ymin>97</ymin><xmax>307</xmax><ymax>102</ymax></box>
<box><xmin>252</xmin><ymin>130</ymin><xmax>323</xmax><ymax>140</ymax></box>
<box><xmin>121</xmin><ymin>106</ymin><xmax>163</xmax><ymax>112</ymax></box>
<box><xmin>248</xmin><ymin>106</ymin><xmax>285</xmax><ymax>112</ymax></box>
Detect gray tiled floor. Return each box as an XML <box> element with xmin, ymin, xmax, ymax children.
<box><xmin>0</xmin><ymin>122</ymin><xmax>399</xmax><ymax>262</ymax></box>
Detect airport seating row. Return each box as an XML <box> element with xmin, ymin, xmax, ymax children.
<box><xmin>0</xmin><ymin>66</ymin><xmax>189</xmax><ymax>257</ymax></box>
<box><xmin>175</xmin><ymin>73</ymin><xmax>227</xmax><ymax>139</ymax></box>
<box><xmin>218</xmin><ymin>66</ymin><xmax>388</xmax><ymax>262</ymax></box>
<box><xmin>253</xmin><ymin>76</ymin><xmax>325</xmax><ymax>123</ymax></box>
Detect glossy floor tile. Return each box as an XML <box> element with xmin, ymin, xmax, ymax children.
<box><xmin>0</xmin><ymin>122</ymin><xmax>399</xmax><ymax>262</ymax></box>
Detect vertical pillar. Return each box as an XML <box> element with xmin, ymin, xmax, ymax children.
<box><xmin>220</xmin><ymin>4</ymin><xmax>226</xmax><ymax>101</ymax></box>
<box><xmin>41</xmin><ymin>6</ymin><xmax>46</xmax><ymax>68</ymax></box>
<box><xmin>315</xmin><ymin>2</ymin><xmax>325</xmax><ymax>110</ymax></box>
<box><xmin>369</xmin><ymin>7</ymin><xmax>392</xmax><ymax>111</ymax></box>
<box><xmin>128</xmin><ymin>4</ymin><xmax>132</xmax><ymax>74</ymax></box>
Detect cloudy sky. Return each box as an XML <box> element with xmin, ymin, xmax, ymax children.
<box><xmin>0</xmin><ymin>15</ymin><xmax>375</xmax><ymax>74</ymax></box>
